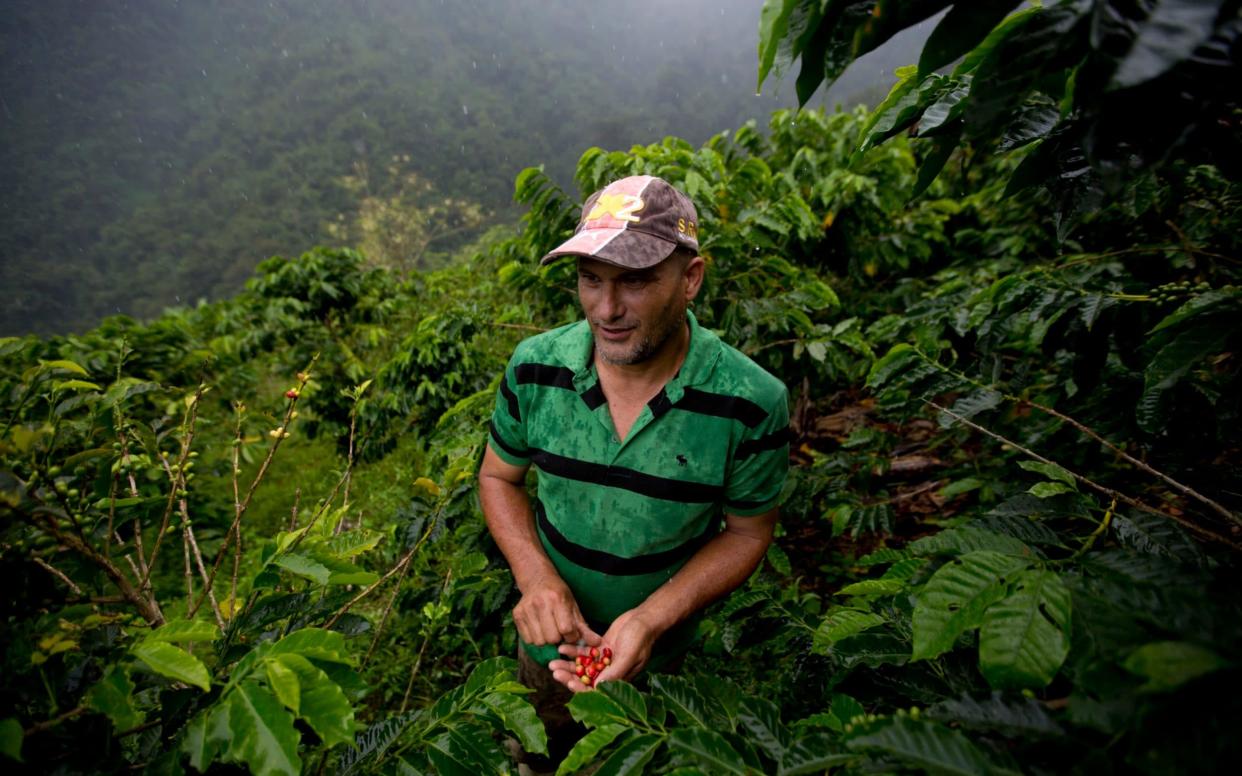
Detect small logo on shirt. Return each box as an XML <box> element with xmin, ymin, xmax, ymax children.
<box><xmin>676</xmin><ymin>454</ymin><xmax>688</xmax><ymax>467</ymax></box>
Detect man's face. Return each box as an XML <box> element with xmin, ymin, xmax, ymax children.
<box><xmin>577</xmin><ymin>254</ymin><xmax>702</xmax><ymax>366</ymax></box>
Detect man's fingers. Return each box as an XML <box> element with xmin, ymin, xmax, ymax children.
<box><xmin>549</xmin><ymin>665</ymin><xmax>590</xmax><ymax>693</ymax></box>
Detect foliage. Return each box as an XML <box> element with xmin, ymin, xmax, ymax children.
<box><xmin>758</xmin><ymin>0</ymin><xmax>1242</xmax><ymax>234</ymax></box>
<box><xmin>3</xmin><ymin>9</ymin><xmax>1242</xmax><ymax>771</ymax></box>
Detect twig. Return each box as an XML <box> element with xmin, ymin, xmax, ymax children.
<box><xmin>929</xmin><ymin>401</ymin><xmax>1242</xmax><ymax>552</ymax></box>
<box><xmin>229</xmin><ymin>404</ymin><xmax>245</xmax><ymax>611</ymax></box>
<box><xmin>399</xmin><ymin>566</ymin><xmax>454</xmax><ymax>713</ymax></box>
<box><xmin>1072</xmin><ymin>498</ymin><xmax>1116</xmax><ymax>560</ymax></box>
<box><xmin>324</xmin><ymin>546</ymin><xmax>418</xmax><ymax>631</ymax></box>
<box><xmin>363</xmin><ymin>554</ymin><xmax>416</xmax><ymax>666</ymax></box>
<box><xmin>189</xmin><ymin>363</ymin><xmax>314</xmax><ymax>618</ymax></box>
<box><xmin>324</xmin><ymin>517</ymin><xmax>436</xmax><ymax>630</ymax></box>
<box><xmin>337</xmin><ymin>412</ymin><xmax>358</xmax><ymax>535</ymax></box>
<box><xmin>31</xmin><ymin>510</ymin><xmax>163</xmax><ymax>623</ymax></box>
<box><xmin>289</xmin><ymin>488</ymin><xmax>302</xmax><ymax>531</ymax></box>
<box><xmin>182</xmin><ymin>518</ymin><xmax>194</xmax><ymax>610</ymax></box>
<box><xmin>23</xmin><ymin>706</ymin><xmax>85</xmax><ymax>736</ymax></box>
<box><xmin>32</xmin><ymin>556</ymin><xmax>84</xmax><ymax>596</ymax></box>
<box><xmin>1024</xmin><ymin>399</ymin><xmax>1241</xmax><ymax>528</ymax></box>
<box><xmin>183</xmin><ymin>505</ymin><xmax>225</xmax><ymax>630</ymax></box>
<box><xmin>141</xmin><ymin>385</ymin><xmax>204</xmax><ymax>590</ymax></box>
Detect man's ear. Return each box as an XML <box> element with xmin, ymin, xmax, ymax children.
<box><xmin>683</xmin><ymin>255</ymin><xmax>706</xmax><ymax>301</ymax></box>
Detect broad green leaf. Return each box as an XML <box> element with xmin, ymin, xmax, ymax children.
<box><xmin>463</xmin><ymin>655</ymin><xmax>518</xmax><ymax>696</ymax></box>
<box><xmin>667</xmin><ymin>728</ymin><xmax>747</xmax><ymax>774</ymax></box>
<box><xmin>912</xmin><ymin>126</ymin><xmax>961</xmax><ymax>198</ymax></box>
<box><xmin>963</xmin><ymin>3</ymin><xmax>1086</xmax><ymax>140</ymax></box>
<box><xmin>920</xmin><ymin>0</ymin><xmax>1024</xmax><ymax>76</ymax></box>
<box><xmin>556</xmin><ymin>723</ymin><xmax>627</xmax><ymax>776</ymax></box>
<box><xmin>836</xmin><ymin>579</ymin><xmax>905</xmax><ymax>597</ymax></box>
<box><xmin>147</xmin><ymin>619</ymin><xmax>220</xmax><ymax>643</ymax></box>
<box><xmin>272</xmin><ymin>552</ymin><xmax>331</xmax><ymax>585</ymax></box>
<box><xmin>85</xmin><ymin>665</ymin><xmax>144</xmax><ymax>731</ymax></box>
<box><xmin>597</xmin><ymin>680</ymin><xmax>647</xmax><ymax>723</ymax></box>
<box><xmin>224</xmin><ymin>682</ymin><xmax>302</xmax><ymax>776</ymax></box>
<box><xmin>909</xmin><ymin>525</ymin><xmax>1036</xmax><ymax>558</ymax></box>
<box><xmin>979</xmin><ymin>569</ymin><xmax>1072</xmax><ymax>689</ymax></box>
<box><xmin>270</xmin><ymin>627</ymin><xmax>353</xmax><ymax>664</ymax></box>
<box><xmin>857</xmin><ymin>548</ymin><xmax>910</xmax><ymax>566</ymax></box>
<box><xmin>427</xmin><ymin>725</ymin><xmax>507</xmax><ymax>775</ymax></box>
<box><xmin>322</xmin><ymin>529</ymin><xmax>385</xmax><ymax>558</ymax></box>
<box><xmin>929</xmin><ymin>691</ymin><xmax>1063</xmax><ymax>738</ymax></box>
<box><xmin>54</xmin><ymin>379</ymin><xmax>102</xmax><ymax>392</ymax></box>
<box><xmin>275</xmin><ymin>653</ymin><xmax>355</xmax><ymax>747</ymax></box>
<box><xmin>1017</xmin><ymin>460</ymin><xmax>1076</xmax><ymax>486</ymax></box>
<box><xmin>568</xmin><ymin>689</ymin><xmax>630</xmax><ymax>728</ymax></box>
<box><xmin>265</xmin><ymin>657</ymin><xmax>301</xmax><ymax>714</ymax></box>
<box><xmin>777</xmin><ymin>733</ymin><xmax>853</xmax><ymax>776</ymax></box>
<box><xmin>912</xmin><ymin>551</ymin><xmax>1031</xmax><ymax>661</ymax></box>
<box><xmin>40</xmin><ymin>359</ymin><xmax>90</xmax><ymax>376</ymax></box>
<box><xmin>1109</xmin><ymin>1</ymin><xmax>1221</xmax><ymax>90</ymax></box>
<box><xmin>1123</xmin><ymin>641</ymin><xmax>1227</xmax><ymax>692</ymax></box>
<box><xmin>813</xmin><ymin>609</ymin><xmax>887</xmax><ymax>653</ymax></box>
<box><xmin>478</xmin><ymin>691</ymin><xmax>547</xmax><ymax>756</ymax></box>
<box><xmin>181</xmin><ymin>711</ymin><xmax>220</xmax><ymax>772</ymax></box>
<box><xmin>919</xmin><ymin>82</ymin><xmax>970</xmax><ymax>136</ymax></box>
<box><xmin>1028</xmin><ymin>481</ymin><xmax>1075</xmax><ymax>498</ymax></box>
<box><xmin>846</xmin><ymin>716</ymin><xmax>1009</xmax><ymax>776</ymax></box>
<box><xmin>649</xmin><ymin>674</ymin><xmax>711</xmax><ymax>728</ymax></box>
<box><xmin>131</xmin><ymin>640</ymin><xmax>211</xmax><ymax>691</ymax></box>
<box><xmin>737</xmin><ymin>695</ymin><xmax>790</xmax><ymax>761</ymax></box>
<box><xmin>0</xmin><ymin>718</ymin><xmax>23</xmax><ymax>762</ymax></box>
<box><xmin>1137</xmin><ymin>321</ymin><xmax>1231</xmax><ymax>432</ymax></box>
<box><xmin>593</xmin><ymin>732</ymin><xmax>662</xmax><ymax>776</ymax></box>
<box><xmin>939</xmin><ymin>388</ymin><xmax>1003</xmax><ymax>428</ymax></box>
<box><xmin>757</xmin><ymin>0</ymin><xmax>798</xmax><ymax>90</ymax></box>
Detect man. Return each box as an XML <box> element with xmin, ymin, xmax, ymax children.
<box><xmin>478</xmin><ymin>175</ymin><xmax>789</xmax><ymax>764</ymax></box>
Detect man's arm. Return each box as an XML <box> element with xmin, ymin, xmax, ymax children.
<box><xmin>478</xmin><ymin>446</ymin><xmax>600</xmax><ymax>649</ymax></box>
<box><xmin>550</xmin><ymin>507</ymin><xmax>777</xmax><ymax>691</ymax></box>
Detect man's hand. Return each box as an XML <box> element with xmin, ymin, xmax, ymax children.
<box><xmin>548</xmin><ymin>608</ymin><xmax>660</xmax><ymax>692</ymax></box>
<box><xmin>513</xmin><ymin>574</ymin><xmax>602</xmax><ymax>647</ymax></box>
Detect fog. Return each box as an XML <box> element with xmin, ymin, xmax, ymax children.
<box><xmin>0</xmin><ymin>0</ymin><xmax>933</xmax><ymax>336</ymax></box>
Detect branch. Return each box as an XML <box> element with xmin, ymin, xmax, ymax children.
<box><xmin>1024</xmin><ymin>399</ymin><xmax>1241</xmax><ymax>528</ymax></box>
<box><xmin>929</xmin><ymin>401</ymin><xmax>1242</xmax><ymax>553</ymax></box>
<box><xmin>32</xmin><ymin>556</ymin><xmax>84</xmax><ymax>596</ymax></box>
<box><xmin>325</xmin><ymin>516</ymin><xmax>436</xmax><ymax>630</ymax></box>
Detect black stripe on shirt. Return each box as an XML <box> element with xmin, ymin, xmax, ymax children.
<box><xmin>488</xmin><ymin>420</ymin><xmax>529</xmax><ymax>460</ymax></box>
<box><xmin>499</xmin><ymin>376</ymin><xmax>521</xmax><ymax>422</ymax></box>
<box><xmin>734</xmin><ymin>426</ymin><xmax>792</xmax><ymax>462</ymax></box>
<box><xmin>581</xmin><ymin>381</ymin><xmax>607</xmax><ymax>410</ymax></box>
<box><xmin>648</xmin><ymin>389</ymin><xmax>673</xmax><ymax>419</ymax></box>
<box><xmin>535</xmin><ymin>500</ymin><xmax>717</xmax><ymax>576</ymax></box>
<box><xmin>673</xmin><ymin>388</ymin><xmax>768</xmax><ymax>428</ymax></box>
<box><xmin>529</xmin><ymin>448</ymin><xmax>723</xmax><ymax>504</ymax></box>
<box><xmin>515</xmin><ymin>362</ymin><xmax>607</xmax><ymax>410</ymax></box>
<box><xmin>515</xmin><ymin>363</ymin><xmax>575</xmax><ymax>390</ymax></box>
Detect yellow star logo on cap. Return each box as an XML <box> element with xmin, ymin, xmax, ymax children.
<box><xmin>587</xmin><ymin>193</ymin><xmax>644</xmax><ymax>223</ymax></box>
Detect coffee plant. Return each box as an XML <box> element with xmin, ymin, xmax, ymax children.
<box><xmin>2</xmin><ymin>4</ymin><xmax>1240</xmax><ymax>772</ymax></box>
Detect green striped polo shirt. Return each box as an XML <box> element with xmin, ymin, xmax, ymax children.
<box><xmin>487</xmin><ymin>311</ymin><xmax>789</xmax><ymax>667</ymax></box>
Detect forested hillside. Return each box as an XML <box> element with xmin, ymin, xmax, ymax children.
<box><xmin>3</xmin><ymin>0</ymin><xmax>908</xmax><ymax>336</ymax></box>
<box><xmin>2</xmin><ymin>1</ymin><xmax>1241</xmax><ymax>774</ymax></box>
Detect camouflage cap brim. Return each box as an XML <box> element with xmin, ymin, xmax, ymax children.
<box><xmin>539</xmin><ymin>227</ymin><xmax>678</xmax><ymax>269</ymax></box>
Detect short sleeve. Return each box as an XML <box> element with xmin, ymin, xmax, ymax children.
<box><xmin>723</xmin><ymin>384</ymin><xmax>790</xmax><ymax>516</ymax></box>
<box><xmin>487</xmin><ymin>355</ymin><xmax>530</xmax><ymax>466</ymax></box>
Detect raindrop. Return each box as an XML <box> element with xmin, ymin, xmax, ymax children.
<box><xmin>201</xmin><ymin>68</ymin><xmax>207</xmax><ymax>77</ymax></box>
<box><xmin>462</xmin><ymin>104</ymin><xmax>469</xmax><ymax>116</ymax></box>
<box><xmin>472</xmin><ymin>60</ymin><xmax>477</xmax><ymax>69</ymax></box>
<box><xmin>281</xmin><ymin>48</ymin><xmax>289</xmax><ymax>58</ymax></box>
<box><xmin>362</xmin><ymin>110</ymin><xmax>368</xmax><ymax>118</ymax></box>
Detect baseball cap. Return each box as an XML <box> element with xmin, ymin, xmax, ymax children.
<box><xmin>539</xmin><ymin>175</ymin><xmax>700</xmax><ymax>268</ymax></box>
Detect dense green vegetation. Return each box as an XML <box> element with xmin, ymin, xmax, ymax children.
<box><xmin>2</xmin><ymin>1</ymin><xmax>1241</xmax><ymax>773</ymax></box>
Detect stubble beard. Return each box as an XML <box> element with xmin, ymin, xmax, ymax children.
<box><xmin>595</xmin><ymin>301</ymin><xmax>686</xmax><ymax>366</ymax></box>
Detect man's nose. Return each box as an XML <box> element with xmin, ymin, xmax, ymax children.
<box><xmin>597</xmin><ymin>283</ymin><xmax>624</xmax><ymax>321</ymax></box>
